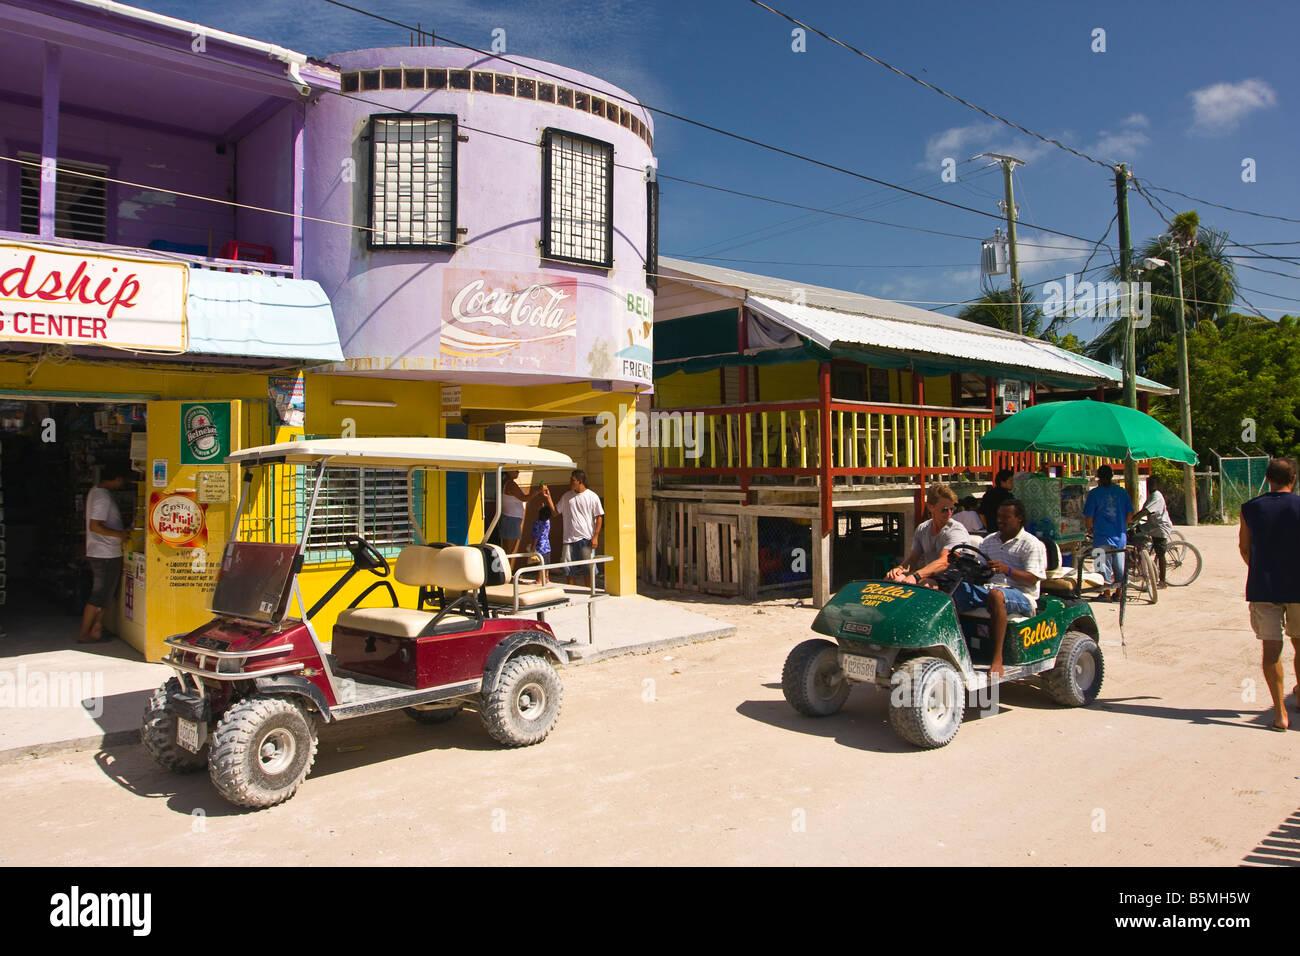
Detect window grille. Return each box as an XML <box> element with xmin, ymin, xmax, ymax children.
<box><xmin>542</xmin><ymin>129</ymin><xmax>613</xmax><ymax>268</ymax></box>
<box><xmin>645</xmin><ymin>178</ymin><xmax>659</xmax><ymax>291</ymax></box>
<box><xmin>290</xmin><ymin>465</ymin><xmax>427</xmax><ymax>564</ymax></box>
<box><xmin>19</xmin><ymin>153</ymin><xmax>109</xmax><ymax>242</ymax></box>
<box><xmin>369</xmin><ymin>114</ymin><xmax>457</xmax><ymax>249</ymax></box>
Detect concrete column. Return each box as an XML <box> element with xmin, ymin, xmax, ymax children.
<box><xmin>600</xmin><ymin>395</ymin><xmax>637</xmax><ymax>596</ymax></box>
<box><xmin>292</xmin><ymin>101</ymin><xmax>305</xmax><ymax>279</ymax></box>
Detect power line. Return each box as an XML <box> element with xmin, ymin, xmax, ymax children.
<box><xmin>745</xmin><ymin>0</ymin><xmax>1113</xmax><ymax>171</ymax></box>
<box><xmin>1141</xmin><ymin>182</ymin><xmax>1300</xmax><ymax>225</ymax></box>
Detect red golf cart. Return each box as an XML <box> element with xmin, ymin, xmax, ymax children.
<box><xmin>141</xmin><ymin>437</ymin><xmax>587</xmax><ymax>809</ymax></box>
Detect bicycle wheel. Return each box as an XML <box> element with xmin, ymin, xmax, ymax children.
<box><xmin>1140</xmin><ymin>550</ymin><xmax>1159</xmax><ymax>604</ymax></box>
<box><xmin>1164</xmin><ymin>540</ymin><xmax>1202</xmax><ymax>587</ymax></box>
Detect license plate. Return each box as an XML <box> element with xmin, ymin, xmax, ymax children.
<box><xmin>177</xmin><ymin>718</ymin><xmax>200</xmax><ymax>753</ymax></box>
<box><xmin>840</xmin><ymin>654</ymin><xmax>877</xmax><ymax>682</ymax></box>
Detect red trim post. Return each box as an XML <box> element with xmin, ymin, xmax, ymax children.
<box><xmin>1139</xmin><ymin>391</ymin><xmax>1150</xmax><ymax>413</ymax></box>
<box><xmin>738</xmin><ymin>306</ymin><xmax>749</xmax><ymax>500</ymax></box>
<box><xmin>819</xmin><ymin>362</ymin><xmax>833</xmax><ymax>536</ymax></box>
<box><xmin>913</xmin><ymin>370</ymin><xmax>926</xmax><ymax>524</ymax></box>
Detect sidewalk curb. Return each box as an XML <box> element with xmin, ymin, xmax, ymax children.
<box><xmin>0</xmin><ymin>729</ymin><xmax>140</xmax><ymax>766</ymax></box>
<box><xmin>0</xmin><ymin>624</ymin><xmax>740</xmax><ymax>764</ymax></box>
<box><xmin>562</xmin><ymin>625</ymin><xmax>737</xmax><ymax>664</ymax></box>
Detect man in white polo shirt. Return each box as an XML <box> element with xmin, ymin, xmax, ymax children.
<box><xmin>542</xmin><ymin>469</ymin><xmax>604</xmax><ymax>589</ymax></box>
<box><xmin>951</xmin><ymin>497</ymin><xmax>1046</xmax><ymax>677</ymax></box>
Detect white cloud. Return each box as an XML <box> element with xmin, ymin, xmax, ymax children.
<box><xmin>920</xmin><ymin>121</ymin><xmax>1051</xmax><ymax>170</ymax></box>
<box><xmin>1188</xmin><ymin>78</ymin><xmax>1277</xmax><ymax>136</ymax></box>
<box><xmin>1087</xmin><ymin>113</ymin><xmax>1150</xmax><ymax>161</ymax></box>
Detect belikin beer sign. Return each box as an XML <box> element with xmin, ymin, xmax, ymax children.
<box><xmin>0</xmin><ymin>241</ymin><xmax>188</xmax><ymax>351</ymax></box>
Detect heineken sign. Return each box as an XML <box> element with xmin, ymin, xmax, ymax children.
<box><xmin>181</xmin><ymin>402</ymin><xmax>230</xmax><ymax>464</ymax></box>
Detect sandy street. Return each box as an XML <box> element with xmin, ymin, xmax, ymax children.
<box><xmin>0</xmin><ymin>524</ymin><xmax>1294</xmax><ymax>867</ymax></box>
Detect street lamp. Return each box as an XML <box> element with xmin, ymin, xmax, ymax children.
<box><xmin>1137</xmin><ymin>252</ymin><xmax>1198</xmax><ymax>525</ymax></box>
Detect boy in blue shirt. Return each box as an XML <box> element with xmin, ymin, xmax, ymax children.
<box><xmin>1084</xmin><ymin>464</ymin><xmax>1134</xmax><ymax>600</ymax></box>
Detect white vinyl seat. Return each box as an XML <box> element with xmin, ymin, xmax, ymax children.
<box><xmin>479</xmin><ymin>542</ymin><xmax>569</xmax><ymax>610</ymax></box>
<box><xmin>335</xmin><ymin>544</ymin><xmax>486</xmax><ymax>638</ymax></box>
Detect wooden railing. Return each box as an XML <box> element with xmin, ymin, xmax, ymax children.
<box><xmin>652</xmin><ymin>399</ymin><xmax>1129</xmax><ymax>482</ymax></box>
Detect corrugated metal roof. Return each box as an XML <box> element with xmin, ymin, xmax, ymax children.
<box><xmin>661</xmin><ymin>256</ymin><xmax>1173</xmax><ymax>394</ymax></box>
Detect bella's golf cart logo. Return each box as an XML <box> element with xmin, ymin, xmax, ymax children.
<box><xmin>184</xmin><ymin>405</ymin><xmax>221</xmax><ymax>461</ymax></box>
<box><xmin>859</xmin><ymin>583</ymin><xmax>916</xmax><ymax>607</ymax></box>
<box><xmin>1019</xmin><ymin>619</ymin><xmax>1058</xmax><ymax>649</ymax></box>
<box><xmin>49</xmin><ymin>886</ymin><xmax>151</xmax><ymax>936</ymax></box>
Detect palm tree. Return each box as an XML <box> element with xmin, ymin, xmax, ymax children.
<box><xmin>1084</xmin><ymin>211</ymin><xmax>1239</xmax><ymax>373</ymax></box>
<box><xmin>958</xmin><ymin>286</ymin><xmax>1047</xmax><ymax>336</ymax></box>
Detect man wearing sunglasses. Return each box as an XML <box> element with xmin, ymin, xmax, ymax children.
<box><xmin>886</xmin><ymin>484</ymin><xmax>970</xmax><ymax>585</ymax></box>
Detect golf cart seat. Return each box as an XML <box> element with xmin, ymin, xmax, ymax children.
<box><xmin>336</xmin><ymin>545</ymin><xmax>486</xmax><ymax>638</ymax></box>
<box><xmin>478</xmin><ymin>543</ymin><xmax>570</xmax><ymax>610</ymax></box>
<box><xmin>959</xmin><ymin>606</ymin><xmax>1033</xmax><ymax>625</ymax></box>
<box><xmin>1036</xmin><ymin>537</ymin><xmax>1107</xmax><ymax>593</ymax></box>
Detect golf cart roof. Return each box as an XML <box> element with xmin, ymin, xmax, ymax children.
<box><xmin>226</xmin><ymin>437</ymin><xmax>578</xmax><ymax>472</ymax></box>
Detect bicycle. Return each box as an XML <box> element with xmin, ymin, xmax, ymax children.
<box><xmin>1132</xmin><ymin>520</ymin><xmax>1203</xmax><ymax>587</ymax></box>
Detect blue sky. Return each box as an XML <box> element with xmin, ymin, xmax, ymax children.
<box><xmin>148</xmin><ymin>0</ymin><xmax>1300</xmax><ymax>339</ymax></box>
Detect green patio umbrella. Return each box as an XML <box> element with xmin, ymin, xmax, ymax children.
<box><xmin>978</xmin><ymin>399</ymin><xmax>1198</xmax><ymax>464</ymax></box>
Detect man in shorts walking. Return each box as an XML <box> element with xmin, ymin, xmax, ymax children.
<box><xmin>1239</xmin><ymin>457</ymin><xmax>1300</xmax><ymax>731</ymax></box>
<box><xmin>80</xmin><ymin>461</ymin><xmax>132</xmax><ymax>643</ymax></box>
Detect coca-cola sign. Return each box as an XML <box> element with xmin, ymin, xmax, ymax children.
<box><xmin>441</xmin><ymin>269</ymin><xmax>576</xmax><ymax>368</ymax></box>
<box><xmin>0</xmin><ymin>241</ymin><xmax>187</xmax><ymax>350</ymax></box>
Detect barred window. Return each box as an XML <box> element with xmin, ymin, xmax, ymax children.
<box><xmin>19</xmin><ymin>153</ymin><xmax>109</xmax><ymax>242</ymax></box>
<box><xmin>542</xmin><ymin>129</ymin><xmax>613</xmax><ymax>268</ymax></box>
<box><xmin>369</xmin><ymin>114</ymin><xmax>457</xmax><ymax>249</ymax></box>
<box><xmin>294</xmin><ymin>467</ymin><xmax>426</xmax><ymax>563</ymax></box>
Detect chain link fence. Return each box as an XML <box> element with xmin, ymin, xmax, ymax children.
<box><xmin>1217</xmin><ymin>454</ymin><xmax>1269</xmax><ymax>519</ymax></box>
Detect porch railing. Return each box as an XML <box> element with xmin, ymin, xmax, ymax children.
<box><xmin>652</xmin><ymin>399</ymin><xmax>1127</xmax><ymax>483</ymax></box>
<box><xmin>0</xmin><ymin>230</ymin><xmax>294</xmax><ymax>277</ymax></box>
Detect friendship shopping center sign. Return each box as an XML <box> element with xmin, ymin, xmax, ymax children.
<box><xmin>0</xmin><ymin>241</ymin><xmax>188</xmax><ymax>350</ymax></box>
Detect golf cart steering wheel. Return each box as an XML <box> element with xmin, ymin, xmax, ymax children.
<box><xmin>345</xmin><ymin>534</ymin><xmax>391</xmax><ymax>578</ymax></box>
<box><xmin>947</xmin><ymin>543</ymin><xmax>994</xmax><ymax>583</ymax></box>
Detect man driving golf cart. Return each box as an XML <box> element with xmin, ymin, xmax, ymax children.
<box><xmin>949</xmin><ymin>498</ymin><xmax>1047</xmax><ymax>676</ymax></box>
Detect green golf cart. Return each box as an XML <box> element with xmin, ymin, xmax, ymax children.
<box><xmin>782</xmin><ymin>544</ymin><xmax>1105</xmax><ymax>748</ymax></box>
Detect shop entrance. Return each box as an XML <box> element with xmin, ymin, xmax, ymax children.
<box><xmin>0</xmin><ymin>399</ymin><xmax>146</xmax><ymax>642</ymax></box>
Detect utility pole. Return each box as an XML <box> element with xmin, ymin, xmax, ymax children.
<box><xmin>1171</xmin><ymin>240</ymin><xmax>1198</xmax><ymax>524</ymax></box>
<box><xmin>1115</xmin><ymin>163</ymin><xmax>1139</xmax><ymax>505</ymax></box>
<box><xmin>984</xmin><ymin>153</ymin><xmax>1025</xmax><ymax>335</ymax></box>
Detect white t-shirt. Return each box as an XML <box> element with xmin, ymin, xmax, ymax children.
<box><xmin>86</xmin><ymin>485</ymin><xmax>124</xmax><ymax>558</ymax></box>
<box><xmin>557</xmin><ymin>488</ymin><xmax>604</xmax><ymax>544</ymax></box>
<box><xmin>1142</xmin><ymin>490</ymin><xmax>1175</xmax><ymax>536</ymax></box>
<box><xmin>501</xmin><ymin>484</ymin><xmax>526</xmax><ymax>520</ymax></box>
<box><xmin>953</xmin><ymin>510</ymin><xmax>984</xmax><ymax>533</ymax></box>
<box><xmin>978</xmin><ymin>527</ymin><xmax>1047</xmax><ymax>600</ymax></box>
<box><xmin>912</xmin><ymin>518</ymin><xmax>970</xmax><ymax>567</ymax></box>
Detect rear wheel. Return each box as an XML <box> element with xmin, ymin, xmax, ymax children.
<box><xmin>1044</xmin><ymin>631</ymin><xmax>1105</xmax><ymax>706</ymax></box>
<box><xmin>888</xmin><ymin>656</ymin><xmax>964</xmax><ymax>749</ymax></box>
<box><xmin>782</xmin><ymin>639</ymin><xmax>850</xmax><ymax>717</ymax></box>
<box><xmin>480</xmin><ymin>655</ymin><xmax>563</xmax><ymax>746</ymax></box>
<box><xmin>140</xmin><ymin>678</ymin><xmax>208</xmax><ymax>773</ymax></box>
<box><xmin>208</xmin><ymin>695</ymin><xmax>318</xmax><ymax>809</ymax></box>
<box><xmin>1164</xmin><ymin>540</ymin><xmax>1202</xmax><ymax>586</ymax></box>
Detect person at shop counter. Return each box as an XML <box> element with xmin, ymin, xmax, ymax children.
<box><xmin>79</xmin><ymin>461</ymin><xmax>132</xmax><ymax>644</ymax></box>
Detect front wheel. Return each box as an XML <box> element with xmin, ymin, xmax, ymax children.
<box><xmin>480</xmin><ymin>655</ymin><xmax>563</xmax><ymax>747</ymax></box>
<box><xmin>1164</xmin><ymin>540</ymin><xmax>1202</xmax><ymax>586</ymax></box>
<box><xmin>782</xmin><ymin>639</ymin><xmax>850</xmax><ymax>717</ymax></box>
<box><xmin>140</xmin><ymin>678</ymin><xmax>208</xmax><ymax>773</ymax></box>
<box><xmin>888</xmin><ymin>656</ymin><xmax>964</xmax><ymax>749</ymax></box>
<box><xmin>208</xmin><ymin>696</ymin><xmax>318</xmax><ymax>809</ymax></box>
<box><xmin>1043</xmin><ymin>631</ymin><xmax>1105</xmax><ymax>706</ymax></box>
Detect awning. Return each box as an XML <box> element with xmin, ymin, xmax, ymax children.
<box><xmin>186</xmin><ymin>269</ymin><xmax>344</xmax><ymax>362</ymax></box>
